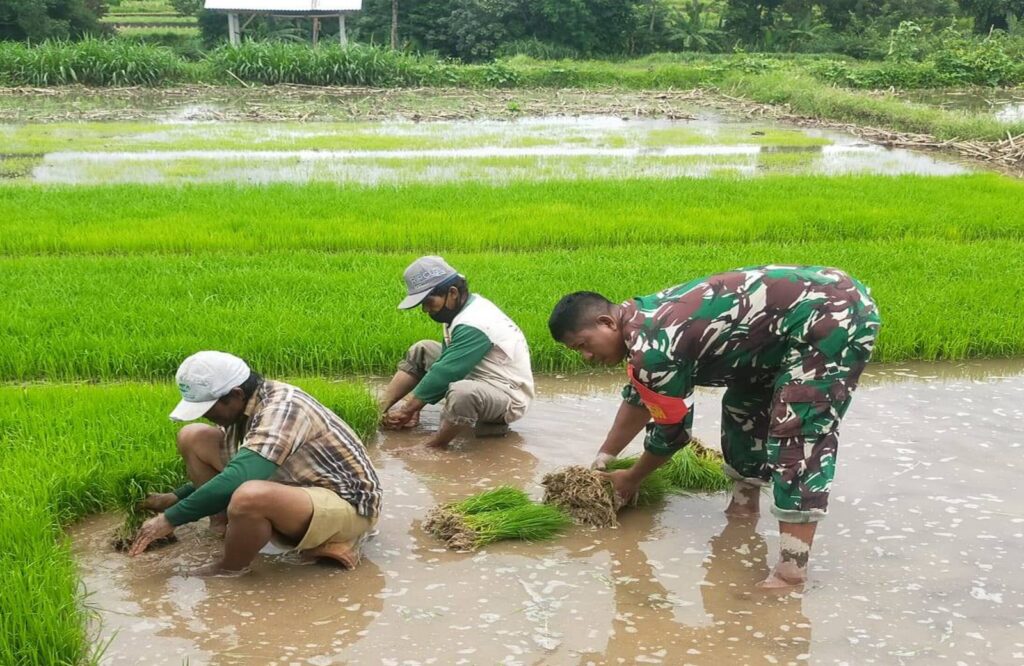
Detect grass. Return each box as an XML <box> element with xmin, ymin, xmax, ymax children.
<box><xmin>0</xmin><ymin>379</ymin><xmax>377</xmax><ymax>665</ymax></box>
<box><xmin>101</xmin><ymin>14</ymin><xmax>197</xmax><ymax>25</ymax></box>
<box><xmin>2</xmin><ymin>40</ymin><xmax>1022</xmax><ymax>143</ymax></box>
<box><xmin>724</xmin><ymin>70</ymin><xmax>1024</xmax><ymax>142</ymax></box>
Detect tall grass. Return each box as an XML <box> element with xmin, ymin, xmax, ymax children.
<box><xmin>1</xmin><ymin>176</ymin><xmax>1021</xmax><ymax>256</ymax></box>
<box><xmin>0</xmin><ymin>38</ymin><xmax>184</xmax><ymax>86</ymax></box>
<box><xmin>0</xmin><ymin>379</ymin><xmax>376</xmax><ymax>665</ymax></box>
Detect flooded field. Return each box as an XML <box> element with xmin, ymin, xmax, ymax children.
<box><xmin>73</xmin><ymin>360</ymin><xmax>1024</xmax><ymax>665</ymax></box>
<box><xmin>1</xmin><ymin>114</ymin><xmax>969</xmax><ymax>184</ymax></box>
<box><xmin>898</xmin><ymin>88</ymin><xmax>1024</xmax><ymax>123</ymax></box>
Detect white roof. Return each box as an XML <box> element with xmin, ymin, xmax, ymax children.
<box><xmin>205</xmin><ymin>0</ymin><xmax>361</xmax><ymax>11</ymax></box>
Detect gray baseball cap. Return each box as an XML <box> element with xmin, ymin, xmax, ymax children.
<box><xmin>398</xmin><ymin>255</ymin><xmax>459</xmax><ymax>309</ymax></box>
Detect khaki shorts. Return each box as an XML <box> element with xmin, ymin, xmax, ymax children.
<box><xmin>274</xmin><ymin>486</ymin><xmax>375</xmax><ymax>552</ymax></box>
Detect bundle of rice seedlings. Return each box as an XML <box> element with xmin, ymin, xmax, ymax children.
<box><xmin>541</xmin><ymin>466</ymin><xmax>621</xmax><ymax>528</ymax></box>
<box><xmin>662</xmin><ymin>440</ymin><xmax>731</xmax><ymax>493</ymax></box>
<box><xmin>110</xmin><ymin>478</ymin><xmax>177</xmax><ymax>553</ymax></box>
<box><xmin>446</xmin><ymin>504</ymin><xmax>571</xmax><ymax>552</ymax></box>
<box><xmin>423</xmin><ymin>485</ymin><xmax>533</xmax><ymax>543</ymax></box>
<box><xmin>604</xmin><ymin>457</ymin><xmax>675</xmax><ymax>506</ymax></box>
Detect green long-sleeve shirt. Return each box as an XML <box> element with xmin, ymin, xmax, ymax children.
<box><xmin>164</xmin><ymin>448</ymin><xmax>278</xmax><ymax>527</ymax></box>
<box><xmin>412</xmin><ymin>324</ymin><xmax>492</xmax><ymax>404</ymax></box>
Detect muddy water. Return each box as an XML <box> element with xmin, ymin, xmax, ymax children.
<box><xmin>11</xmin><ymin>115</ymin><xmax>969</xmax><ymax>185</ymax></box>
<box><xmin>898</xmin><ymin>89</ymin><xmax>1024</xmax><ymax>123</ymax></box>
<box><xmin>73</xmin><ymin>360</ymin><xmax>1024</xmax><ymax>665</ymax></box>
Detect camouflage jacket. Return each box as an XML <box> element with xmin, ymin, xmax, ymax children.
<box><xmin>620</xmin><ymin>265</ymin><xmax>878</xmax><ymax>456</ymax></box>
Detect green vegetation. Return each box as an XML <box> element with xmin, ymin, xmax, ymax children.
<box><xmin>605</xmin><ymin>457</ymin><xmax>676</xmax><ymax>505</ymax></box>
<box><xmin>2</xmin><ymin>175</ymin><xmax>1023</xmax><ymax>384</ymax></box>
<box><xmin>448</xmin><ymin>486</ymin><xmax>533</xmax><ymax>514</ymax></box>
<box><xmin>0</xmin><ymin>119</ymin><xmax>829</xmax><ymax>155</ymax></box>
<box><xmin>423</xmin><ymin>486</ymin><xmax>570</xmax><ymax>550</ymax></box>
<box><xmin>661</xmin><ymin>442</ymin><xmax>732</xmax><ymax>493</ymax></box>
<box><xmin>0</xmin><ymin>379</ymin><xmax>378</xmax><ymax>665</ymax></box>
<box><xmin>725</xmin><ymin>71</ymin><xmax>1024</xmax><ymax>141</ymax></box>
<box><xmin>1</xmin><ymin>177</ymin><xmax>1019</xmax><ymax>255</ymax></box>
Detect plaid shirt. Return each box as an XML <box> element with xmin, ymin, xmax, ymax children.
<box><xmin>222</xmin><ymin>380</ymin><xmax>382</xmax><ymax>519</ymax></box>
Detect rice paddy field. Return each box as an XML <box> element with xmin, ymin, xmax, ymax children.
<box><xmin>2</xmin><ymin>90</ymin><xmax>1024</xmax><ymax>665</ymax></box>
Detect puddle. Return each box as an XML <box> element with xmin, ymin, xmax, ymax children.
<box><xmin>73</xmin><ymin>359</ymin><xmax>1024</xmax><ymax>664</ymax></box>
<box><xmin>898</xmin><ymin>89</ymin><xmax>1024</xmax><ymax>123</ymax></box>
<box><xmin>1</xmin><ymin>115</ymin><xmax>969</xmax><ymax>185</ymax></box>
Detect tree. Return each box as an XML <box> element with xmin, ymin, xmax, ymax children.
<box><xmin>958</xmin><ymin>0</ymin><xmax>1024</xmax><ymax>32</ymax></box>
<box><xmin>0</xmin><ymin>0</ymin><xmax>109</xmax><ymax>41</ymax></box>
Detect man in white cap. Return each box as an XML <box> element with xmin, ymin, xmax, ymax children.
<box><xmin>380</xmin><ymin>256</ymin><xmax>535</xmax><ymax>449</ymax></box>
<box><xmin>130</xmin><ymin>351</ymin><xmax>382</xmax><ymax>577</ymax></box>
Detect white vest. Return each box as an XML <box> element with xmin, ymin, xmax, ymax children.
<box><xmin>444</xmin><ymin>294</ymin><xmax>535</xmax><ymax>420</ymax></box>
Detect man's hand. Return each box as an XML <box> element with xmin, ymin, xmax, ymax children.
<box><xmin>381</xmin><ymin>400</ymin><xmax>423</xmax><ymax>430</ymax></box>
<box><xmin>598</xmin><ymin>468</ymin><xmax>641</xmax><ymax>503</ymax></box>
<box><xmin>140</xmin><ymin>492</ymin><xmax>178</xmax><ymax>512</ymax></box>
<box><xmin>591</xmin><ymin>452</ymin><xmax>617</xmax><ymax>470</ymax></box>
<box><xmin>128</xmin><ymin>514</ymin><xmax>175</xmax><ymax>557</ymax></box>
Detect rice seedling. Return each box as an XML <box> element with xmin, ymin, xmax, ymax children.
<box><xmin>444</xmin><ymin>504</ymin><xmax>572</xmax><ymax>551</ymax></box>
<box><xmin>661</xmin><ymin>440</ymin><xmax>732</xmax><ymax>493</ymax></box>
<box><xmin>424</xmin><ymin>487</ymin><xmax>568</xmax><ymax>550</ymax></box>
<box><xmin>3</xmin><ymin>176</ymin><xmax>1021</xmax><ymax>256</ymax></box>
<box><xmin>423</xmin><ymin>486</ymin><xmax>533</xmax><ymax>541</ymax></box>
<box><xmin>109</xmin><ymin>476</ymin><xmax>177</xmax><ymax>552</ymax></box>
<box><xmin>2</xmin><ymin>234</ymin><xmax>1023</xmax><ymax>383</ymax></box>
<box><xmin>603</xmin><ymin>458</ymin><xmax>675</xmax><ymax>506</ymax></box>
<box><xmin>450</xmin><ymin>485</ymin><xmax>533</xmax><ymax>514</ymax></box>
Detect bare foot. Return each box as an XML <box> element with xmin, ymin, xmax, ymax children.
<box><xmin>724</xmin><ymin>501</ymin><xmax>760</xmax><ymax>517</ymax></box>
<box><xmin>140</xmin><ymin>492</ymin><xmax>178</xmax><ymax>512</ymax></box>
<box><xmin>209</xmin><ymin>513</ymin><xmax>228</xmax><ymax>537</ymax></box>
<box><xmin>756</xmin><ymin>570</ymin><xmax>806</xmax><ymax>590</ymax></box>
<box><xmin>724</xmin><ymin>482</ymin><xmax>761</xmax><ymax>517</ymax></box>
<box><xmin>190</xmin><ymin>560</ymin><xmax>251</xmax><ymax>578</ymax></box>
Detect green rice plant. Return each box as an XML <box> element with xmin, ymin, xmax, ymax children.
<box><xmin>423</xmin><ymin>486</ymin><xmax>532</xmax><ymax>542</ymax></box>
<box><xmin>603</xmin><ymin>457</ymin><xmax>675</xmax><ymax>506</ymax></box>
<box><xmin>0</xmin><ymin>379</ymin><xmax>377</xmax><ymax>665</ymax></box>
<box><xmin>445</xmin><ymin>504</ymin><xmax>572</xmax><ymax>551</ymax></box>
<box><xmin>662</xmin><ymin>443</ymin><xmax>732</xmax><ymax>493</ymax></box>
<box><xmin>109</xmin><ymin>474</ymin><xmax>178</xmax><ymax>551</ymax></box>
<box><xmin>2</xmin><ymin>176</ymin><xmax>1022</xmax><ymax>256</ymax></box>
<box><xmin>2</xmin><ymin>233</ymin><xmax>1023</xmax><ymax>382</ymax></box>
<box><xmin>449</xmin><ymin>486</ymin><xmax>533</xmax><ymax>514</ymax></box>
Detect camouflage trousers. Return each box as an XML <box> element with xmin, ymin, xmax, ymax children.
<box><xmin>721</xmin><ymin>277</ymin><xmax>881</xmax><ymax>523</ymax></box>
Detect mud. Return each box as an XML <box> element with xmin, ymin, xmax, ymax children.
<box><xmin>72</xmin><ymin>359</ymin><xmax>1024</xmax><ymax>664</ymax></box>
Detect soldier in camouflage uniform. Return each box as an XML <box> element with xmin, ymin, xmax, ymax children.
<box><xmin>548</xmin><ymin>265</ymin><xmax>880</xmax><ymax>587</ymax></box>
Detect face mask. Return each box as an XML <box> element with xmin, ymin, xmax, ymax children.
<box><xmin>428</xmin><ymin>291</ymin><xmax>462</xmax><ymax>324</ymax></box>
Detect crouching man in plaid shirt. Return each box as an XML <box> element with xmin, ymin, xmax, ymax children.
<box><xmin>130</xmin><ymin>351</ymin><xmax>382</xmax><ymax>577</ymax></box>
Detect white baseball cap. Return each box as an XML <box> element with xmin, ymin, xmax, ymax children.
<box><xmin>169</xmin><ymin>351</ymin><xmax>251</xmax><ymax>422</ymax></box>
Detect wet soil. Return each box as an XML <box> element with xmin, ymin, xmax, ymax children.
<box><xmin>73</xmin><ymin>360</ymin><xmax>1024</xmax><ymax>665</ymax></box>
